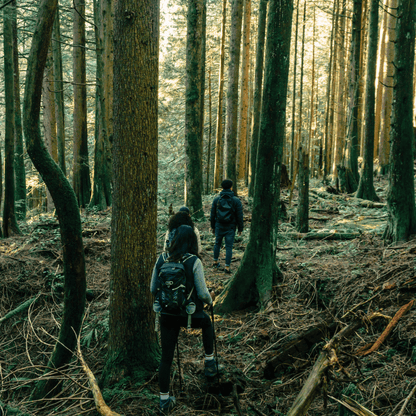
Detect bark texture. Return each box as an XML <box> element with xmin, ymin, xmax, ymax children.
<box><xmin>23</xmin><ymin>0</ymin><xmax>86</xmax><ymax>399</ymax></box>
<box><xmin>356</xmin><ymin>0</ymin><xmax>379</xmax><ymax>201</ymax></box>
<box><xmin>3</xmin><ymin>4</ymin><xmax>20</xmax><ymax>237</ymax></box>
<box><xmin>73</xmin><ymin>0</ymin><xmax>91</xmax><ymax>207</ymax></box>
<box><xmin>383</xmin><ymin>0</ymin><xmax>416</xmax><ymax>242</ymax></box>
<box><xmin>101</xmin><ymin>0</ymin><xmax>160</xmax><ymax>385</ymax></box>
<box><xmin>216</xmin><ymin>0</ymin><xmax>293</xmax><ymax>313</ymax></box>
<box><xmin>184</xmin><ymin>0</ymin><xmax>206</xmax><ymax>220</ymax></box>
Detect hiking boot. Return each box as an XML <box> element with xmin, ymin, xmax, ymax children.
<box><xmin>224</xmin><ymin>268</ymin><xmax>231</xmax><ymax>274</ymax></box>
<box><xmin>160</xmin><ymin>396</ymin><xmax>176</xmax><ymax>415</ymax></box>
<box><xmin>204</xmin><ymin>359</ymin><xmax>223</xmax><ymax>378</ymax></box>
<box><xmin>212</xmin><ymin>262</ymin><xmax>220</xmax><ymax>269</ymax></box>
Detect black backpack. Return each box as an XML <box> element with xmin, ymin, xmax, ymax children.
<box><xmin>155</xmin><ymin>254</ymin><xmax>194</xmax><ymax>315</ymax></box>
<box><xmin>216</xmin><ymin>194</ymin><xmax>235</xmax><ymax>223</ymax></box>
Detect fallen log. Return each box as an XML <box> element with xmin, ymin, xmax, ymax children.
<box><xmin>264</xmin><ymin>320</ymin><xmax>338</xmax><ymax>379</ymax></box>
<box><xmin>329</xmin><ymin>394</ymin><xmax>378</xmax><ymax>416</ymax></box>
<box><xmin>0</xmin><ymin>296</ymin><xmax>39</xmax><ymax>326</ymax></box>
<box><xmin>281</xmin><ymin>232</ymin><xmax>361</xmax><ymax>241</ymax></box>
<box><xmin>287</xmin><ymin>313</ymin><xmax>380</xmax><ymax>416</ymax></box>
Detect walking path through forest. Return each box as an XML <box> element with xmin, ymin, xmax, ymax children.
<box><xmin>1</xmin><ymin>181</ymin><xmax>416</xmax><ymax>415</ymax></box>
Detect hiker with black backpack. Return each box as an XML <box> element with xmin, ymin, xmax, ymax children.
<box><xmin>210</xmin><ymin>179</ymin><xmax>244</xmax><ymax>274</ymax></box>
<box><xmin>150</xmin><ymin>225</ymin><xmax>221</xmax><ymax>415</ymax></box>
<box><xmin>163</xmin><ymin>206</ymin><xmax>202</xmax><ymax>255</ymax></box>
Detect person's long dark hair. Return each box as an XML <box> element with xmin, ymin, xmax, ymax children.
<box><xmin>168</xmin><ymin>225</ymin><xmax>199</xmax><ymax>261</ymax></box>
<box><xmin>167</xmin><ymin>211</ymin><xmax>195</xmax><ymax>232</ymax></box>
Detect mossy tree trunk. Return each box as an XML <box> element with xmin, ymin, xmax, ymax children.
<box><xmin>184</xmin><ymin>0</ymin><xmax>206</xmax><ymax>220</ymax></box>
<box><xmin>342</xmin><ymin>0</ymin><xmax>362</xmax><ymax>192</ymax></box>
<box><xmin>101</xmin><ymin>0</ymin><xmax>160</xmax><ymax>386</ymax></box>
<box><xmin>383</xmin><ymin>0</ymin><xmax>416</xmax><ymax>242</ymax></box>
<box><xmin>356</xmin><ymin>0</ymin><xmax>379</xmax><ymax>201</ymax></box>
<box><xmin>248</xmin><ymin>0</ymin><xmax>267</xmax><ymax>197</ymax></box>
<box><xmin>13</xmin><ymin>2</ymin><xmax>26</xmax><ymax>221</ymax></box>
<box><xmin>216</xmin><ymin>0</ymin><xmax>293</xmax><ymax>313</ymax></box>
<box><xmin>72</xmin><ymin>0</ymin><xmax>91</xmax><ymax>207</ymax></box>
<box><xmin>52</xmin><ymin>8</ymin><xmax>66</xmax><ymax>175</ymax></box>
<box><xmin>224</xmin><ymin>0</ymin><xmax>244</xmax><ymax>193</ymax></box>
<box><xmin>3</xmin><ymin>3</ymin><xmax>20</xmax><ymax>237</ymax></box>
<box><xmin>90</xmin><ymin>0</ymin><xmax>112</xmax><ymax>210</ymax></box>
<box><xmin>23</xmin><ymin>0</ymin><xmax>86</xmax><ymax>399</ymax></box>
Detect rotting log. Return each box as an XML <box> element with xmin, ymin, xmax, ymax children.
<box><xmin>264</xmin><ymin>320</ymin><xmax>338</xmax><ymax>379</ymax></box>
<box><xmin>287</xmin><ymin>313</ymin><xmax>380</xmax><ymax>416</ymax></box>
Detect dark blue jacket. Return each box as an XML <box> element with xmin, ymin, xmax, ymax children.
<box><xmin>210</xmin><ymin>189</ymin><xmax>244</xmax><ymax>232</ymax></box>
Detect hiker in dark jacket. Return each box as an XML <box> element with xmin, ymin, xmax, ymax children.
<box><xmin>210</xmin><ymin>179</ymin><xmax>244</xmax><ymax>274</ymax></box>
<box><xmin>150</xmin><ymin>225</ymin><xmax>220</xmax><ymax>415</ymax></box>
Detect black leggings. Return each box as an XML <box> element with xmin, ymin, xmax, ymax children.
<box><xmin>159</xmin><ymin>312</ymin><xmax>214</xmax><ymax>392</ymax></box>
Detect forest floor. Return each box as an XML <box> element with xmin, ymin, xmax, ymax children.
<box><xmin>1</xmin><ymin>177</ymin><xmax>416</xmax><ymax>416</ymax></box>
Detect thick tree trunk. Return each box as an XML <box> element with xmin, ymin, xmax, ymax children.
<box><xmin>383</xmin><ymin>0</ymin><xmax>416</xmax><ymax>242</ymax></box>
<box><xmin>23</xmin><ymin>0</ymin><xmax>86</xmax><ymax>399</ymax></box>
<box><xmin>73</xmin><ymin>0</ymin><xmax>91</xmax><ymax>207</ymax></box>
<box><xmin>90</xmin><ymin>0</ymin><xmax>112</xmax><ymax>210</ymax></box>
<box><xmin>205</xmin><ymin>67</ymin><xmax>212</xmax><ymax>194</ymax></box>
<box><xmin>13</xmin><ymin>3</ymin><xmax>26</xmax><ymax>221</ymax></box>
<box><xmin>248</xmin><ymin>0</ymin><xmax>267</xmax><ymax>197</ymax></box>
<box><xmin>184</xmin><ymin>0</ymin><xmax>206</xmax><ymax>220</ymax></box>
<box><xmin>236</xmin><ymin>0</ymin><xmax>251</xmax><ymax>181</ymax></box>
<box><xmin>213</xmin><ymin>0</ymin><xmax>227</xmax><ymax>190</ymax></box>
<box><xmin>356</xmin><ymin>0</ymin><xmax>379</xmax><ymax>201</ymax></box>
<box><xmin>3</xmin><ymin>4</ymin><xmax>20</xmax><ymax>237</ymax></box>
<box><xmin>216</xmin><ymin>0</ymin><xmax>293</xmax><ymax>313</ymax></box>
<box><xmin>101</xmin><ymin>0</ymin><xmax>160</xmax><ymax>385</ymax></box>
<box><xmin>224</xmin><ymin>0</ymin><xmax>244</xmax><ymax>193</ymax></box>
<box><xmin>52</xmin><ymin>8</ymin><xmax>66</xmax><ymax>175</ymax></box>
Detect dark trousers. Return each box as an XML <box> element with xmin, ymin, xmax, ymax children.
<box><xmin>214</xmin><ymin>224</ymin><xmax>236</xmax><ymax>266</ymax></box>
<box><xmin>159</xmin><ymin>312</ymin><xmax>213</xmax><ymax>392</ymax></box>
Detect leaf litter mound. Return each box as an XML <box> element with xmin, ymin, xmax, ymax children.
<box><xmin>1</xmin><ymin>186</ymin><xmax>416</xmax><ymax>415</ymax></box>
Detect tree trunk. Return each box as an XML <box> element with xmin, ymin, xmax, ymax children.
<box><xmin>216</xmin><ymin>0</ymin><xmax>293</xmax><ymax>313</ymax></box>
<box><xmin>205</xmin><ymin>67</ymin><xmax>212</xmax><ymax>194</ymax></box>
<box><xmin>101</xmin><ymin>0</ymin><xmax>160</xmax><ymax>385</ymax></box>
<box><xmin>332</xmin><ymin>0</ymin><xmax>347</xmax><ymax>182</ymax></box>
<box><xmin>224</xmin><ymin>0</ymin><xmax>244</xmax><ymax>193</ymax></box>
<box><xmin>248</xmin><ymin>0</ymin><xmax>267</xmax><ymax>197</ymax></box>
<box><xmin>378</xmin><ymin>0</ymin><xmax>398</xmax><ymax>174</ymax></box>
<box><xmin>373</xmin><ymin>0</ymin><xmax>388</xmax><ymax>161</ymax></box>
<box><xmin>342</xmin><ymin>0</ymin><xmax>362</xmax><ymax>192</ymax></box>
<box><xmin>184</xmin><ymin>0</ymin><xmax>206</xmax><ymax>220</ymax></box>
<box><xmin>213</xmin><ymin>0</ymin><xmax>227</xmax><ymax>190</ymax></box>
<box><xmin>90</xmin><ymin>0</ymin><xmax>112</xmax><ymax>210</ymax></box>
<box><xmin>23</xmin><ymin>0</ymin><xmax>86</xmax><ymax>399</ymax></box>
<box><xmin>42</xmin><ymin>49</ymin><xmax>58</xmax><ymax>212</ymax></box>
<box><xmin>52</xmin><ymin>8</ymin><xmax>66</xmax><ymax>175</ymax></box>
<box><xmin>356</xmin><ymin>0</ymin><xmax>379</xmax><ymax>201</ymax></box>
<box><xmin>73</xmin><ymin>0</ymin><xmax>91</xmax><ymax>207</ymax></box>
<box><xmin>383</xmin><ymin>0</ymin><xmax>416</xmax><ymax>242</ymax></box>
<box><xmin>289</xmin><ymin>0</ymin><xmax>300</xmax><ymax>180</ymax></box>
<box><xmin>236</xmin><ymin>0</ymin><xmax>251</xmax><ymax>181</ymax></box>
<box><xmin>13</xmin><ymin>2</ymin><xmax>26</xmax><ymax>221</ymax></box>
<box><xmin>296</xmin><ymin>147</ymin><xmax>309</xmax><ymax>232</ymax></box>
<box><xmin>3</xmin><ymin>3</ymin><xmax>20</xmax><ymax>237</ymax></box>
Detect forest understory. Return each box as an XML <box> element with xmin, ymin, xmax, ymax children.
<box><xmin>1</xmin><ymin>178</ymin><xmax>416</xmax><ymax>416</ymax></box>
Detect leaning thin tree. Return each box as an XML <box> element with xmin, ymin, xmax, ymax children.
<box><xmin>23</xmin><ymin>0</ymin><xmax>86</xmax><ymax>399</ymax></box>
<box><xmin>215</xmin><ymin>0</ymin><xmax>294</xmax><ymax>313</ymax></box>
